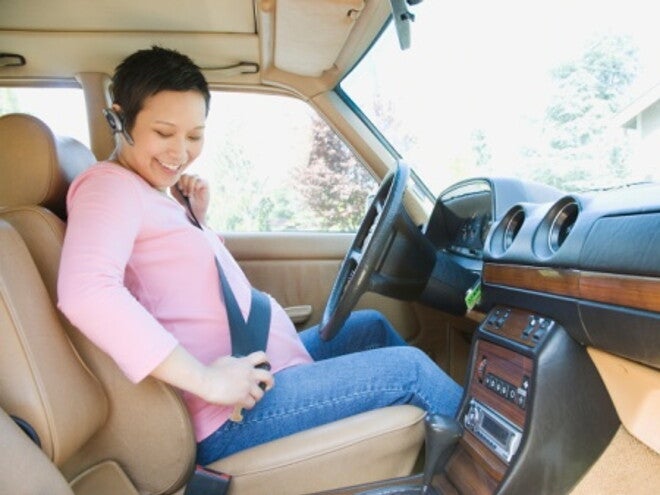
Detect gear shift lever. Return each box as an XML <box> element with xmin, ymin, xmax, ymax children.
<box><xmin>421</xmin><ymin>414</ymin><xmax>462</xmax><ymax>494</ymax></box>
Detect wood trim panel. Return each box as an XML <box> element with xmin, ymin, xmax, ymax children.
<box><xmin>483</xmin><ymin>264</ymin><xmax>580</xmax><ymax>298</ymax></box>
<box><xmin>469</xmin><ymin>341</ymin><xmax>532</xmax><ymax>429</ymax></box>
<box><xmin>580</xmin><ymin>272</ymin><xmax>660</xmax><ymax>314</ymax></box>
<box><xmin>441</xmin><ymin>442</ymin><xmax>501</xmax><ymax>495</ymax></box>
<box><xmin>437</xmin><ymin>340</ymin><xmax>533</xmax><ymax>495</ymax></box>
<box><xmin>484</xmin><ymin>263</ymin><xmax>660</xmax><ymax>313</ymax></box>
<box><xmin>482</xmin><ymin>306</ymin><xmax>542</xmax><ymax>348</ymax></box>
<box><xmin>461</xmin><ymin>431</ymin><xmax>507</xmax><ymax>482</ymax></box>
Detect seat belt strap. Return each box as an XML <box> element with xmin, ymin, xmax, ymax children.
<box><xmin>180</xmin><ymin>196</ymin><xmax>272</xmax><ymax>492</ymax></box>
<box><xmin>178</xmin><ymin>191</ymin><xmax>272</xmax><ymax>356</ymax></box>
<box><xmin>214</xmin><ymin>257</ymin><xmax>271</xmax><ymax>357</ymax></box>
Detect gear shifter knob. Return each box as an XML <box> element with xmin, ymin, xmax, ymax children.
<box><xmin>421</xmin><ymin>414</ymin><xmax>462</xmax><ymax>494</ymax></box>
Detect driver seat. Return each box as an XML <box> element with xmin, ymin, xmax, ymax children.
<box><xmin>0</xmin><ymin>113</ymin><xmax>425</xmax><ymax>495</ymax></box>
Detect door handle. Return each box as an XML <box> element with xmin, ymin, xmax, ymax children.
<box><xmin>285</xmin><ymin>305</ymin><xmax>313</xmax><ymax>325</ymax></box>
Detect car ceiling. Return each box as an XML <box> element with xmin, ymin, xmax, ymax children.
<box><xmin>0</xmin><ymin>0</ymin><xmax>390</xmax><ymax>93</ymax></box>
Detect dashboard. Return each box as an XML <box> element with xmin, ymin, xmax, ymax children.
<box><xmin>421</xmin><ymin>176</ymin><xmax>660</xmax><ymax>494</ymax></box>
<box><xmin>423</xmin><ymin>178</ymin><xmax>561</xmax><ymax>270</ymax></box>
<box><xmin>421</xmin><ymin>176</ymin><xmax>660</xmax><ymax>370</ymax></box>
<box><xmin>452</xmin><ymin>212</ymin><xmax>491</xmax><ymax>258</ymax></box>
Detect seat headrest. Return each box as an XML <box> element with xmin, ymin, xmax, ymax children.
<box><xmin>0</xmin><ymin>113</ymin><xmax>96</xmax><ymax>218</ymax></box>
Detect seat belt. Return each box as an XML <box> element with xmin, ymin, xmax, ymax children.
<box><xmin>180</xmin><ymin>194</ymin><xmax>272</xmax><ymax>495</ymax></box>
<box><xmin>215</xmin><ymin>257</ymin><xmax>271</xmax><ymax>358</ymax></box>
<box><xmin>179</xmin><ymin>192</ymin><xmax>271</xmax><ymax>358</ymax></box>
<box><xmin>215</xmin><ymin>257</ymin><xmax>271</xmax><ymax>421</ymax></box>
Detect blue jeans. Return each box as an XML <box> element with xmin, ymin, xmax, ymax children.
<box><xmin>196</xmin><ymin>309</ymin><xmax>464</xmax><ymax>464</ymax></box>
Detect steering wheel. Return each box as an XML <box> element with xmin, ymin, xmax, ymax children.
<box><xmin>319</xmin><ymin>162</ymin><xmax>410</xmax><ymax>340</ymax></box>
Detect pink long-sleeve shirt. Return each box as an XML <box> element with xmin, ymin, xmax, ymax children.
<box><xmin>57</xmin><ymin>162</ymin><xmax>313</xmax><ymax>441</ymax></box>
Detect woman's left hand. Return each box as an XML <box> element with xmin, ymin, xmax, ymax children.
<box><xmin>171</xmin><ymin>174</ymin><xmax>210</xmax><ymax>226</ymax></box>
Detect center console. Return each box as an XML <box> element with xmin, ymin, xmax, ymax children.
<box><xmin>435</xmin><ymin>305</ymin><xmax>619</xmax><ymax>495</ymax></box>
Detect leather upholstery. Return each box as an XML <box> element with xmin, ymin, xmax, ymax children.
<box><xmin>0</xmin><ymin>113</ymin><xmax>90</xmax><ymax>219</ymax></box>
<box><xmin>0</xmin><ymin>408</ymin><xmax>74</xmax><ymax>495</ymax></box>
<box><xmin>0</xmin><ymin>113</ymin><xmax>426</xmax><ymax>494</ymax></box>
<box><xmin>0</xmin><ymin>218</ymin><xmax>108</xmax><ymax>465</ymax></box>
<box><xmin>211</xmin><ymin>405</ymin><xmax>425</xmax><ymax>495</ymax></box>
<box><xmin>70</xmin><ymin>461</ymin><xmax>140</xmax><ymax>495</ymax></box>
<box><xmin>0</xmin><ymin>113</ymin><xmax>196</xmax><ymax>494</ymax></box>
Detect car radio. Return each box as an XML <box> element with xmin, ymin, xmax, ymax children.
<box><xmin>463</xmin><ymin>398</ymin><xmax>523</xmax><ymax>463</ymax></box>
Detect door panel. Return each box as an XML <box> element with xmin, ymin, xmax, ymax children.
<box><xmin>224</xmin><ymin>232</ymin><xmax>418</xmax><ymax>336</ymax></box>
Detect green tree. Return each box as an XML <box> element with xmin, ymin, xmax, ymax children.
<box><xmin>294</xmin><ymin>116</ymin><xmax>376</xmax><ymax>231</ymax></box>
<box><xmin>372</xmin><ymin>91</ymin><xmax>416</xmax><ymax>156</ymax></box>
<box><xmin>206</xmin><ymin>141</ymin><xmax>297</xmax><ymax>231</ymax></box>
<box><xmin>471</xmin><ymin>128</ymin><xmax>492</xmax><ymax>170</ymax></box>
<box><xmin>531</xmin><ymin>34</ymin><xmax>638</xmax><ymax>190</ymax></box>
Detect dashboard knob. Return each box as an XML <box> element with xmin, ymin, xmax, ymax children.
<box><xmin>477</xmin><ymin>357</ymin><xmax>488</xmax><ymax>382</ymax></box>
<box><xmin>465</xmin><ymin>404</ymin><xmax>480</xmax><ymax>429</ymax></box>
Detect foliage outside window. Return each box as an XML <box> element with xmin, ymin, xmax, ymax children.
<box><xmin>191</xmin><ymin>92</ymin><xmax>376</xmax><ymax>232</ymax></box>
<box><xmin>341</xmin><ymin>0</ymin><xmax>660</xmax><ymax>195</ymax></box>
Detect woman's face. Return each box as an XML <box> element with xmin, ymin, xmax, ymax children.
<box><xmin>117</xmin><ymin>90</ymin><xmax>206</xmax><ymax>190</ymax></box>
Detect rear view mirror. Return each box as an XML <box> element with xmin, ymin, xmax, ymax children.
<box><xmin>388</xmin><ymin>0</ymin><xmax>423</xmax><ymax>50</ymax></box>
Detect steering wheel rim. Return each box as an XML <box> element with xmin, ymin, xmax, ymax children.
<box><xmin>318</xmin><ymin>162</ymin><xmax>410</xmax><ymax>340</ymax></box>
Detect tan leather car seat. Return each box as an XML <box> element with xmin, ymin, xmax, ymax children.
<box><xmin>0</xmin><ymin>113</ymin><xmax>195</xmax><ymax>495</ymax></box>
<box><xmin>0</xmin><ymin>113</ymin><xmax>425</xmax><ymax>495</ymax></box>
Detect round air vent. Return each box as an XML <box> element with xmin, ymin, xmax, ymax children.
<box><xmin>489</xmin><ymin>205</ymin><xmax>525</xmax><ymax>256</ymax></box>
<box><xmin>548</xmin><ymin>200</ymin><xmax>579</xmax><ymax>253</ymax></box>
<box><xmin>533</xmin><ymin>197</ymin><xmax>580</xmax><ymax>258</ymax></box>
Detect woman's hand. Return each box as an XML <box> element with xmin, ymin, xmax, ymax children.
<box><xmin>171</xmin><ymin>174</ymin><xmax>210</xmax><ymax>227</ymax></box>
<box><xmin>200</xmin><ymin>351</ymin><xmax>274</xmax><ymax>410</ymax></box>
<box><xmin>151</xmin><ymin>347</ymin><xmax>274</xmax><ymax>411</ymax></box>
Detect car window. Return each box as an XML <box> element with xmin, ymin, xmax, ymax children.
<box><xmin>0</xmin><ymin>87</ymin><xmax>90</xmax><ymax>147</ymax></box>
<box><xmin>189</xmin><ymin>91</ymin><xmax>377</xmax><ymax>232</ymax></box>
<box><xmin>340</xmin><ymin>0</ymin><xmax>660</xmax><ymax>196</ymax></box>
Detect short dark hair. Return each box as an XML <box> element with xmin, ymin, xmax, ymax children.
<box><xmin>110</xmin><ymin>46</ymin><xmax>210</xmax><ymax>132</ymax></box>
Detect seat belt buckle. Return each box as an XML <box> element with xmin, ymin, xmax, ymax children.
<box><xmin>184</xmin><ymin>465</ymin><xmax>232</xmax><ymax>495</ymax></box>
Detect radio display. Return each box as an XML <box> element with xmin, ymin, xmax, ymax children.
<box><xmin>483</xmin><ymin>415</ymin><xmax>510</xmax><ymax>446</ymax></box>
<box><xmin>465</xmin><ymin>399</ymin><xmax>523</xmax><ymax>463</ymax></box>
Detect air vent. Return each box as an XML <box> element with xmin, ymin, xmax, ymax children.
<box><xmin>489</xmin><ymin>205</ymin><xmax>525</xmax><ymax>256</ymax></box>
<box><xmin>548</xmin><ymin>200</ymin><xmax>579</xmax><ymax>253</ymax></box>
<box><xmin>533</xmin><ymin>197</ymin><xmax>580</xmax><ymax>258</ymax></box>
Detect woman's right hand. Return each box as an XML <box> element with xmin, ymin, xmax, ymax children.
<box><xmin>151</xmin><ymin>347</ymin><xmax>274</xmax><ymax>412</ymax></box>
<box><xmin>200</xmin><ymin>351</ymin><xmax>274</xmax><ymax>410</ymax></box>
<box><xmin>171</xmin><ymin>173</ymin><xmax>211</xmax><ymax>227</ymax></box>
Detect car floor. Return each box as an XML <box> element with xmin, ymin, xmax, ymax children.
<box><xmin>569</xmin><ymin>426</ymin><xmax>660</xmax><ymax>495</ymax></box>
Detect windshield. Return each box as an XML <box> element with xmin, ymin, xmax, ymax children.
<box><xmin>340</xmin><ymin>0</ymin><xmax>660</xmax><ymax>196</ymax></box>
